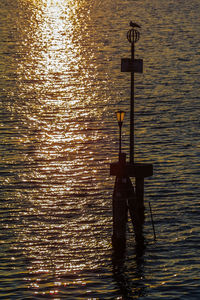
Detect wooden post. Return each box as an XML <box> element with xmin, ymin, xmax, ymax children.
<box><xmin>130</xmin><ymin>38</ymin><xmax>135</xmax><ymax>164</ymax></box>
<box><xmin>135</xmin><ymin>177</ymin><xmax>145</xmax><ymax>224</ymax></box>
<box><xmin>127</xmin><ymin>177</ymin><xmax>144</xmax><ymax>245</ymax></box>
<box><xmin>112</xmin><ymin>176</ymin><xmax>128</xmax><ymax>251</ymax></box>
<box><xmin>112</xmin><ymin>154</ymin><xmax>128</xmax><ymax>251</ymax></box>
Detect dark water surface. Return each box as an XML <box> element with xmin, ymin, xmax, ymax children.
<box><xmin>0</xmin><ymin>0</ymin><xmax>200</xmax><ymax>298</ymax></box>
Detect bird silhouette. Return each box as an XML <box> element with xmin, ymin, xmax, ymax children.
<box><xmin>130</xmin><ymin>21</ymin><xmax>141</xmax><ymax>28</ymax></box>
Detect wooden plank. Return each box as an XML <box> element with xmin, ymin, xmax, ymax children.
<box><xmin>121</xmin><ymin>58</ymin><xmax>143</xmax><ymax>73</ymax></box>
<box><xmin>110</xmin><ymin>162</ymin><xmax>153</xmax><ymax>178</ymax></box>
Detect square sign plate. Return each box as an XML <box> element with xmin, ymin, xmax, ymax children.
<box><xmin>121</xmin><ymin>58</ymin><xmax>143</xmax><ymax>73</ymax></box>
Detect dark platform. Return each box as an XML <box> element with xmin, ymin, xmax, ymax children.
<box><xmin>110</xmin><ymin>162</ymin><xmax>153</xmax><ymax>178</ymax></box>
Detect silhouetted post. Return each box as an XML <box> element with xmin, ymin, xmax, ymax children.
<box><xmin>149</xmin><ymin>201</ymin><xmax>156</xmax><ymax>241</ymax></box>
<box><xmin>110</xmin><ymin>22</ymin><xmax>154</xmax><ymax>252</ymax></box>
<box><xmin>135</xmin><ymin>177</ymin><xmax>145</xmax><ymax>224</ymax></box>
<box><xmin>130</xmin><ymin>32</ymin><xmax>135</xmax><ymax>165</ymax></box>
<box><xmin>112</xmin><ymin>154</ymin><xmax>127</xmax><ymax>251</ymax></box>
<box><xmin>123</xmin><ymin>27</ymin><xmax>142</xmax><ymax>164</ymax></box>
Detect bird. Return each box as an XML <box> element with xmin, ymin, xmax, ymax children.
<box><xmin>130</xmin><ymin>21</ymin><xmax>141</xmax><ymax>28</ymax></box>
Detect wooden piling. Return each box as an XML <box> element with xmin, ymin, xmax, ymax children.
<box><xmin>128</xmin><ymin>177</ymin><xmax>145</xmax><ymax>244</ymax></box>
<box><xmin>135</xmin><ymin>177</ymin><xmax>145</xmax><ymax>224</ymax></box>
<box><xmin>112</xmin><ymin>153</ymin><xmax>128</xmax><ymax>251</ymax></box>
<box><xmin>112</xmin><ymin>176</ymin><xmax>128</xmax><ymax>250</ymax></box>
<box><xmin>110</xmin><ymin>160</ymin><xmax>153</xmax><ymax>247</ymax></box>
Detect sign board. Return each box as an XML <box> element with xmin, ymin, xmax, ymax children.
<box><xmin>121</xmin><ymin>58</ymin><xmax>143</xmax><ymax>73</ymax></box>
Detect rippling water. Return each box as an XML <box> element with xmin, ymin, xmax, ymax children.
<box><xmin>0</xmin><ymin>0</ymin><xmax>200</xmax><ymax>298</ymax></box>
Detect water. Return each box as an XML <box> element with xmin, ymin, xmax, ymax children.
<box><xmin>0</xmin><ymin>0</ymin><xmax>200</xmax><ymax>298</ymax></box>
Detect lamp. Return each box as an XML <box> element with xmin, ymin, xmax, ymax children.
<box><xmin>116</xmin><ymin>110</ymin><xmax>125</xmax><ymax>155</ymax></box>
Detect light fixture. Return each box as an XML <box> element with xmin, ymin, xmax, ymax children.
<box><xmin>116</xmin><ymin>110</ymin><xmax>125</xmax><ymax>125</ymax></box>
<box><xmin>116</xmin><ymin>110</ymin><xmax>125</xmax><ymax>155</ymax></box>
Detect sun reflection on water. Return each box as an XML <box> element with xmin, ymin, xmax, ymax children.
<box><xmin>6</xmin><ymin>2</ymin><xmax>114</xmax><ymax>296</ymax></box>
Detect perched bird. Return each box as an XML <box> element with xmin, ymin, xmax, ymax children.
<box><xmin>130</xmin><ymin>21</ymin><xmax>141</xmax><ymax>28</ymax></box>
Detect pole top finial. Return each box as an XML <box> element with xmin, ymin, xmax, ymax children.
<box><xmin>127</xmin><ymin>21</ymin><xmax>141</xmax><ymax>44</ymax></box>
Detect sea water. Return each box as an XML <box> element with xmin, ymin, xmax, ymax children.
<box><xmin>0</xmin><ymin>0</ymin><xmax>200</xmax><ymax>298</ymax></box>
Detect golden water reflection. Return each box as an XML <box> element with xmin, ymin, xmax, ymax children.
<box><xmin>10</xmin><ymin>1</ymin><xmax>113</xmax><ymax>294</ymax></box>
